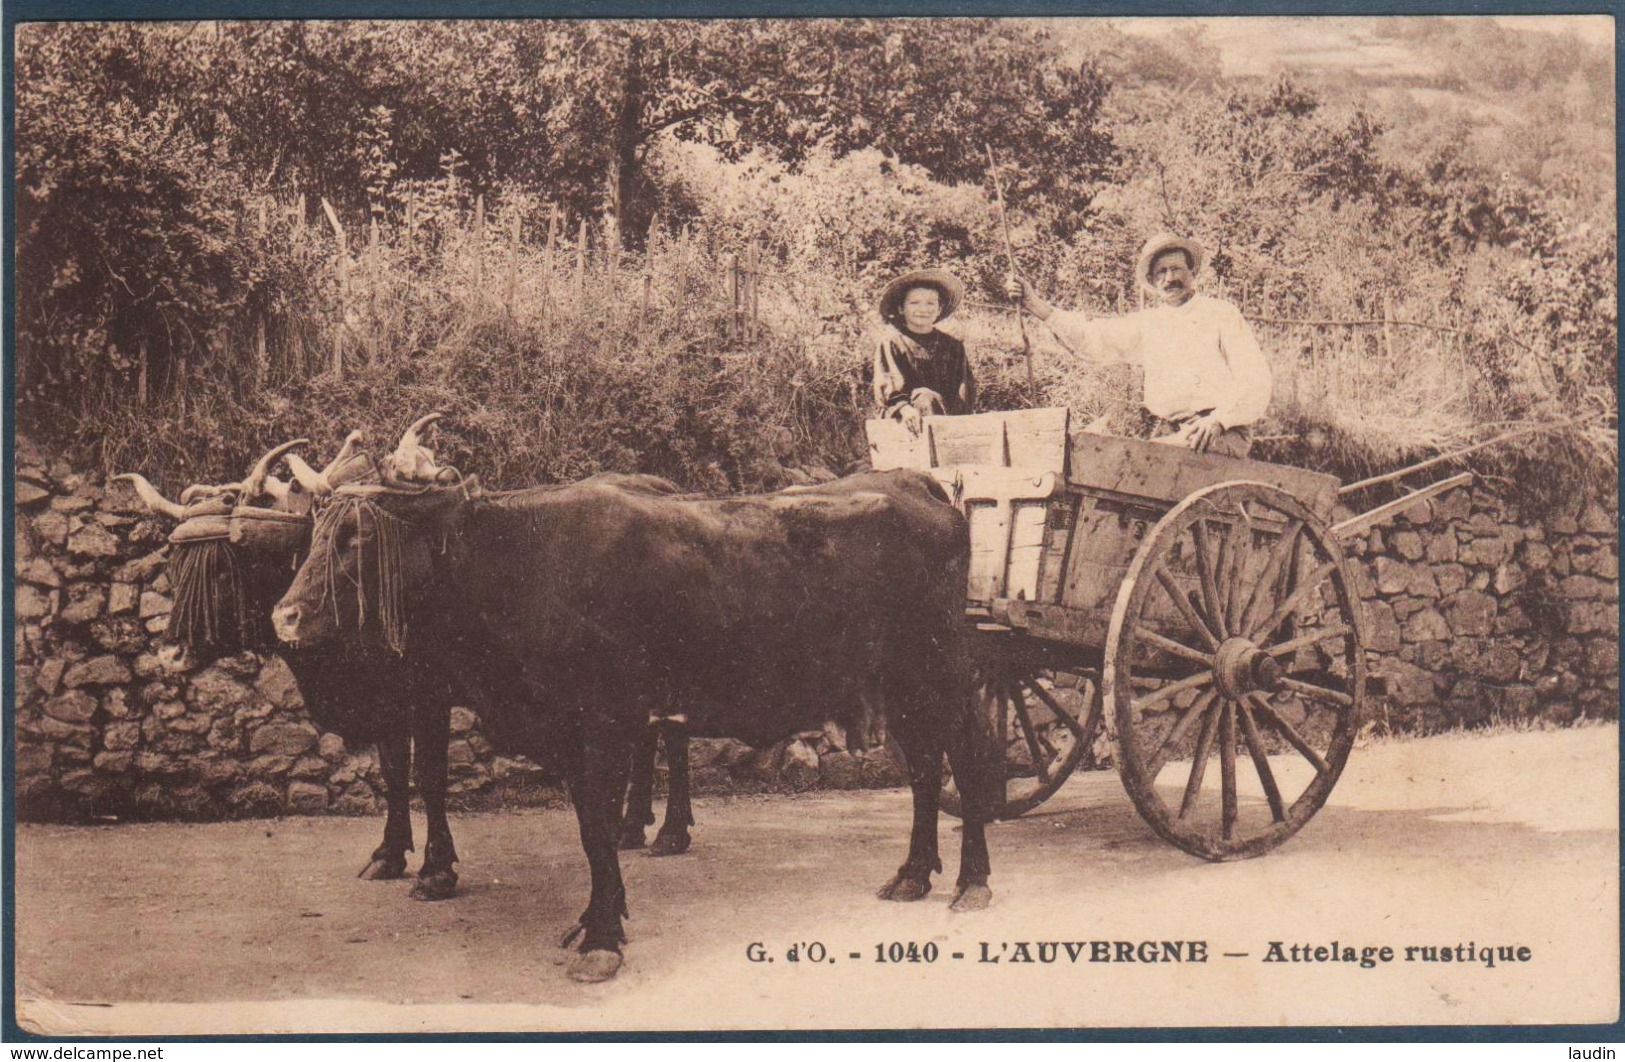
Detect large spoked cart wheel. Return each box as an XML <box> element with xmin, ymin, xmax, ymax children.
<box><xmin>941</xmin><ymin>632</ymin><xmax>1104</xmax><ymax>821</ymax></box>
<box><xmin>1105</xmin><ymin>482</ymin><xmax>1366</xmax><ymax>861</ymax></box>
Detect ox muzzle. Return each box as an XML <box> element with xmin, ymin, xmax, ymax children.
<box><xmin>271</xmin><ymin>602</ymin><xmax>308</xmax><ymax>646</ymax></box>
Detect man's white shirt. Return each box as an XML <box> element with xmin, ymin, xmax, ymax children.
<box><xmin>1045</xmin><ymin>294</ymin><xmax>1273</xmax><ymax>430</ymax></box>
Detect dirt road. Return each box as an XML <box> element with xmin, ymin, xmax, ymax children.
<box><xmin>14</xmin><ymin>726</ymin><xmax>1618</xmax><ymax>1034</ymax></box>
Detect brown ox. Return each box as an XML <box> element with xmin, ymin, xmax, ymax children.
<box><xmin>270</xmin><ymin>452</ymin><xmax>995</xmax><ymax>982</ymax></box>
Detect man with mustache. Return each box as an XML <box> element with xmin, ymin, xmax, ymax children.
<box><xmin>1005</xmin><ymin>233</ymin><xmax>1272</xmax><ymax>457</ymax></box>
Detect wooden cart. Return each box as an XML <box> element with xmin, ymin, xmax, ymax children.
<box><xmin>868</xmin><ymin>408</ymin><xmax>1470</xmax><ymax>861</ymax></box>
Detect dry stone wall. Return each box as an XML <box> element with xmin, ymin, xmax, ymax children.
<box><xmin>1338</xmin><ymin>484</ymin><xmax>1619</xmax><ymax>733</ymax></box>
<box><xmin>11</xmin><ymin>434</ymin><xmax>1618</xmax><ymax>822</ymax></box>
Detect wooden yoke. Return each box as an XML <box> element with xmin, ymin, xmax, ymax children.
<box><xmin>867</xmin><ymin>408</ymin><xmax>1068</xmax><ymax>604</ymax></box>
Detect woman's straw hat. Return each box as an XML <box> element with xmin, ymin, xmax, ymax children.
<box><xmin>878</xmin><ymin>268</ymin><xmax>965</xmax><ymax>323</ymax></box>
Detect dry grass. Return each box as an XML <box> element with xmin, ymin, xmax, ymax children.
<box><xmin>45</xmin><ymin>186</ymin><xmax>1619</xmax><ymax>505</ymax></box>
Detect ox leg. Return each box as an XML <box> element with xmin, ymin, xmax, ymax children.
<box><xmin>946</xmin><ymin>724</ymin><xmax>994</xmax><ymax>912</ymax></box>
<box><xmin>649</xmin><ymin>719</ymin><xmax>693</xmax><ymax>857</ymax></box>
<box><xmin>360</xmin><ymin>729</ymin><xmax>413</xmax><ymax>880</ymax></box>
<box><xmin>876</xmin><ymin>721</ymin><xmax>943</xmax><ymax>903</ymax></box>
<box><xmin>619</xmin><ymin>721</ymin><xmax>659</xmax><ymax>850</ymax></box>
<box><xmin>564</xmin><ymin>727</ymin><xmax>634</xmax><ymax>983</ymax></box>
<box><xmin>410</xmin><ymin>707</ymin><xmax>460</xmax><ymax>901</ymax></box>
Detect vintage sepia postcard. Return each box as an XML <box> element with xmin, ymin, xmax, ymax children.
<box><xmin>7</xmin><ymin>10</ymin><xmax>1619</xmax><ymax>1038</ymax></box>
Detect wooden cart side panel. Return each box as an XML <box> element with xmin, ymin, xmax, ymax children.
<box><xmin>866</xmin><ymin>408</ymin><xmax>1069</xmax><ymax>473</ymax></box>
<box><xmin>1020</xmin><ymin>487</ymin><xmax>1301</xmax><ymax>654</ymax></box>
<box><xmin>1061</xmin><ymin>490</ymin><xmax>1171</xmax><ymax>616</ymax></box>
<box><xmin>865</xmin><ymin>418</ymin><xmax>929</xmax><ymax>471</ymax></box>
<box><xmin>1006</xmin><ymin>500</ymin><xmax>1050</xmax><ymax>600</ymax></box>
<box><xmin>954</xmin><ymin>467</ymin><xmax>1059</xmax><ymax>603</ymax></box>
<box><xmin>1036</xmin><ymin>492</ymin><xmax>1081</xmax><ymax>603</ymax></box>
<box><xmin>1069</xmin><ymin>434</ymin><xmax>1340</xmax><ymax>520</ymax></box>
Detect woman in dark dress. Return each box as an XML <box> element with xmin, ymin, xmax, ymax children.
<box><xmin>871</xmin><ymin>268</ymin><xmax>976</xmax><ymax>434</ymax></box>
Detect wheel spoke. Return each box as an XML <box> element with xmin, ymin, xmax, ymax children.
<box><xmin>990</xmin><ymin>684</ymin><xmax>1011</xmax><ymax>799</ymax></box>
<box><xmin>1279</xmin><ymin>676</ymin><xmax>1354</xmax><ymax>710</ymax></box>
<box><xmin>1239</xmin><ymin>519</ymin><xmax>1303</xmax><ymax>638</ymax></box>
<box><xmin>993</xmin><ymin>680</ymin><xmax>1009</xmax><ymax>758</ymax></box>
<box><xmin>1155</xmin><ymin>566</ymin><xmax>1220</xmax><ymax>650</ymax></box>
<box><xmin>1178</xmin><ymin>696</ymin><xmax>1222</xmax><ymax>819</ymax></box>
<box><xmin>1237</xmin><ymin>699</ymin><xmax>1287</xmax><ymax>822</ymax></box>
<box><xmin>1250</xmin><ymin>560</ymin><xmax>1339</xmax><ymax>644</ymax></box>
<box><xmin>1192</xmin><ymin>519</ymin><xmax>1229</xmax><ymax>638</ymax></box>
<box><xmin>1135</xmin><ymin>625</ymin><xmax>1214</xmax><ymax>667</ymax></box>
<box><xmin>1148</xmin><ymin>687</ymin><xmax>1218</xmax><ymax>780</ymax></box>
<box><xmin>1265</xmin><ymin>624</ymin><xmax>1351</xmax><ymax>658</ymax></box>
<box><xmin>1007</xmin><ymin>683</ymin><xmax>1050</xmax><ymax>784</ymax></box>
<box><xmin>1216</xmin><ymin>521</ymin><xmax>1242</xmax><ymax>633</ymax></box>
<box><xmin>1132</xmin><ymin>669</ymin><xmax>1215</xmax><ymax>713</ymax></box>
<box><xmin>1245</xmin><ymin>693</ymin><xmax>1330</xmax><ymax>774</ymax></box>
<box><xmin>1023</xmin><ymin>678</ymin><xmax>1086</xmax><ymax>739</ymax></box>
<box><xmin>1218</xmin><ymin>700</ymin><xmax>1239</xmax><ymax>840</ymax></box>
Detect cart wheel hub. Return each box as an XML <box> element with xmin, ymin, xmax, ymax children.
<box><xmin>1214</xmin><ymin>637</ymin><xmax>1282</xmax><ymax>698</ymax></box>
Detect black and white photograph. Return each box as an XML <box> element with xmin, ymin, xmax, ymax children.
<box><xmin>7</xmin><ymin>12</ymin><xmax>1620</xmax><ymax>1037</ymax></box>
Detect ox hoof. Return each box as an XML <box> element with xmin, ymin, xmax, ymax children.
<box><xmin>950</xmin><ymin>883</ymin><xmax>992</xmax><ymax>912</ymax></box>
<box><xmin>618</xmin><ymin>828</ymin><xmax>647</xmax><ymax>851</ymax></box>
<box><xmin>647</xmin><ymin>831</ymin><xmax>691</xmax><ymax>857</ymax></box>
<box><xmin>567</xmin><ymin>949</ymin><xmax>624</xmax><ymax>984</ymax></box>
<box><xmin>876</xmin><ymin>874</ymin><xmax>932</xmax><ymax>902</ymax></box>
<box><xmin>358</xmin><ymin>856</ymin><xmax>408</xmax><ymax>881</ymax></box>
<box><xmin>559</xmin><ymin>921</ymin><xmax>587</xmax><ymax>949</ymax></box>
<box><xmin>409</xmin><ymin>869</ymin><xmax>459</xmax><ymax>901</ymax></box>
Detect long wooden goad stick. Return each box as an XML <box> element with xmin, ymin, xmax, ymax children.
<box><xmin>985</xmin><ymin>144</ymin><xmax>1035</xmax><ymax>398</ymax></box>
<box><xmin>1336</xmin><ymin>413</ymin><xmax>1609</xmax><ymax>496</ymax></box>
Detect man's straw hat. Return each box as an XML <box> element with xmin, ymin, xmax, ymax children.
<box><xmin>879</xmin><ymin>268</ymin><xmax>965</xmax><ymax>323</ymax></box>
<box><xmin>1135</xmin><ymin>233</ymin><xmax>1207</xmax><ymax>289</ymax></box>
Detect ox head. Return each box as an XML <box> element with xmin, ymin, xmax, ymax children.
<box><xmin>117</xmin><ymin>436</ymin><xmax>377</xmax><ymax>671</ymax></box>
<box><xmin>271</xmin><ymin>416</ymin><xmax>478</xmax><ymax>654</ymax></box>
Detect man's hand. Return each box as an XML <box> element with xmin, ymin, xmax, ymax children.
<box><xmin>1185</xmin><ymin>414</ymin><xmax>1226</xmax><ymax>454</ymax></box>
<box><xmin>1003</xmin><ymin>275</ymin><xmax>1053</xmax><ymax>321</ymax></box>
<box><xmin>898</xmin><ymin>404</ymin><xmax>923</xmax><ymax>435</ymax></box>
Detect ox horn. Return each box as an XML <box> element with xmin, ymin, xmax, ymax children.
<box><xmin>114</xmin><ymin>474</ymin><xmax>188</xmax><ymax>521</ymax></box>
<box><xmin>241</xmin><ymin>438</ymin><xmax>310</xmax><ymax>499</ymax></box>
<box><xmin>322</xmin><ymin>430</ymin><xmax>364</xmax><ymax>479</ymax></box>
<box><xmin>393</xmin><ymin>414</ymin><xmax>443</xmax><ymax>460</ymax></box>
<box><xmin>284</xmin><ymin>453</ymin><xmax>331</xmax><ymax>496</ymax></box>
<box><xmin>285</xmin><ymin>430</ymin><xmax>365</xmax><ymax>497</ymax></box>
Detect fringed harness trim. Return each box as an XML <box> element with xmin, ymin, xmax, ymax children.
<box><xmin>308</xmin><ymin>494</ymin><xmax>414</xmax><ymax>655</ymax></box>
<box><xmin>168</xmin><ymin>539</ymin><xmax>254</xmax><ymax>648</ymax></box>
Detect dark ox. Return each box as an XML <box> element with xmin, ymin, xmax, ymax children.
<box><xmin>271</xmin><ymin>466</ymin><xmax>996</xmax><ymax>982</ymax></box>
<box><xmin>119</xmin><ymin>435</ymin><xmax>465</xmax><ymax>899</ymax></box>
